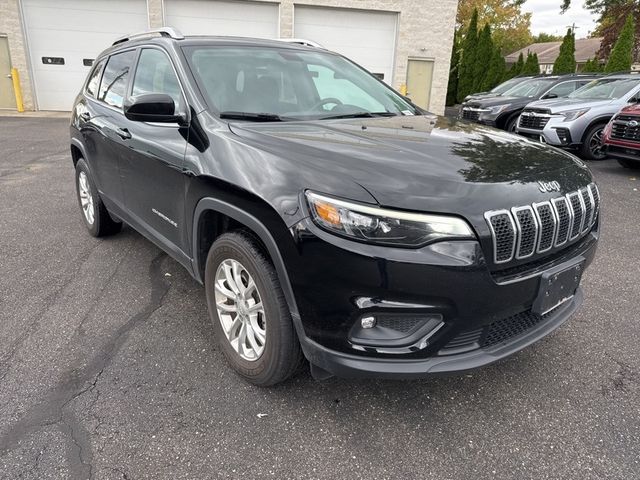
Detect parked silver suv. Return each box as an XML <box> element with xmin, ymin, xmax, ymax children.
<box><xmin>516</xmin><ymin>74</ymin><xmax>640</xmax><ymax>159</ymax></box>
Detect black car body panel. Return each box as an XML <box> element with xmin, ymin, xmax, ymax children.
<box><xmin>70</xmin><ymin>35</ymin><xmax>599</xmax><ymax>379</ymax></box>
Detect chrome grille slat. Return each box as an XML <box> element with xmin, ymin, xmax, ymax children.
<box><xmin>484</xmin><ymin>210</ymin><xmax>516</xmax><ymax>264</ymax></box>
<box><xmin>484</xmin><ymin>183</ymin><xmax>599</xmax><ymax>264</ymax></box>
<box><xmin>533</xmin><ymin>202</ymin><xmax>557</xmax><ymax>253</ymax></box>
<box><xmin>511</xmin><ymin>206</ymin><xmax>538</xmax><ymax>259</ymax></box>
<box><xmin>551</xmin><ymin>196</ymin><xmax>572</xmax><ymax>247</ymax></box>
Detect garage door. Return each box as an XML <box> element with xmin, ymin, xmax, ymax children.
<box><xmin>165</xmin><ymin>0</ymin><xmax>279</xmax><ymax>38</ymax></box>
<box><xmin>294</xmin><ymin>6</ymin><xmax>397</xmax><ymax>84</ymax></box>
<box><xmin>22</xmin><ymin>0</ymin><xmax>148</xmax><ymax>111</ymax></box>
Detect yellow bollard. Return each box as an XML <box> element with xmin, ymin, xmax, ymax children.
<box><xmin>10</xmin><ymin>67</ymin><xmax>24</xmax><ymax>112</ymax></box>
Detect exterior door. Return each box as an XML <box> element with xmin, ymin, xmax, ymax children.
<box><xmin>118</xmin><ymin>47</ymin><xmax>188</xmax><ymax>252</ymax></box>
<box><xmin>406</xmin><ymin>59</ymin><xmax>434</xmax><ymax>110</ymax></box>
<box><xmin>0</xmin><ymin>36</ymin><xmax>16</xmax><ymax>109</ymax></box>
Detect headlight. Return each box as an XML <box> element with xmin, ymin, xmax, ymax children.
<box><xmin>305</xmin><ymin>191</ymin><xmax>475</xmax><ymax>247</ymax></box>
<box><xmin>487</xmin><ymin>104</ymin><xmax>510</xmax><ymax>115</ymax></box>
<box><xmin>561</xmin><ymin>108</ymin><xmax>590</xmax><ymax>121</ymax></box>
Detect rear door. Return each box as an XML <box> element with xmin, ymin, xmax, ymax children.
<box><xmin>78</xmin><ymin>50</ymin><xmax>137</xmax><ymax>210</ymax></box>
<box><xmin>117</xmin><ymin>47</ymin><xmax>189</xmax><ymax>253</ymax></box>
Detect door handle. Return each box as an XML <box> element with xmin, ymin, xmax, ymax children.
<box><xmin>79</xmin><ymin>112</ymin><xmax>91</xmax><ymax>122</ymax></box>
<box><xmin>115</xmin><ymin>127</ymin><xmax>131</xmax><ymax>140</ymax></box>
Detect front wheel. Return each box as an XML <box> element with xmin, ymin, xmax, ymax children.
<box><xmin>204</xmin><ymin>231</ymin><xmax>303</xmax><ymax>386</ymax></box>
<box><xmin>579</xmin><ymin>124</ymin><xmax>607</xmax><ymax>160</ymax></box>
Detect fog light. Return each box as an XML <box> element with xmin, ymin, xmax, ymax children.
<box><xmin>361</xmin><ymin>316</ymin><xmax>376</xmax><ymax>329</ymax></box>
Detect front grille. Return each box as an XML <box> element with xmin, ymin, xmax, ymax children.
<box><xmin>519</xmin><ymin>110</ymin><xmax>551</xmax><ymax>130</ymax></box>
<box><xmin>483</xmin><ymin>311</ymin><xmax>545</xmax><ymax>348</ymax></box>
<box><xmin>611</xmin><ymin>116</ymin><xmax>640</xmax><ymax>142</ymax></box>
<box><xmin>485</xmin><ymin>183</ymin><xmax>599</xmax><ymax>265</ymax></box>
<box><xmin>462</xmin><ymin>108</ymin><xmax>481</xmax><ymax>121</ymax></box>
<box><xmin>440</xmin><ymin>308</ymin><xmax>558</xmax><ymax>354</ymax></box>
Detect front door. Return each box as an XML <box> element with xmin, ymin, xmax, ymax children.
<box><xmin>406</xmin><ymin>59</ymin><xmax>434</xmax><ymax>110</ymax></box>
<box><xmin>117</xmin><ymin>47</ymin><xmax>188</xmax><ymax>253</ymax></box>
<box><xmin>0</xmin><ymin>36</ymin><xmax>16</xmax><ymax>109</ymax></box>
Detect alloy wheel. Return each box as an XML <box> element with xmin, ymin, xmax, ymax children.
<box><xmin>78</xmin><ymin>171</ymin><xmax>95</xmax><ymax>225</ymax></box>
<box><xmin>589</xmin><ymin>127</ymin><xmax>606</xmax><ymax>159</ymax></box>
<box><xmin>214</xmin><ymin>259</ymin><xmax>266</xmax><ymax>361</ymax></box>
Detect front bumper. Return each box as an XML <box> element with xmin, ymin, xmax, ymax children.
<box><xmin>300</xmin><ymin>289</ymin><xmax>583</xmax><ymax>379</ymax></box>
<box><xmin>287</xmin><ymin>217</ymin><xmax>598</xmax><ymax>379</ymax></box>
<box><xmin>517</xmin><ymin>115</ymin><xmax>586</xmax><ymax>148</ymax></box>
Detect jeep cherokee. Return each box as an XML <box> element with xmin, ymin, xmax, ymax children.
<box><xmin>70</xmin><ymin>28</ymin><xmax>600</xmax><ymax>386</ymax></box>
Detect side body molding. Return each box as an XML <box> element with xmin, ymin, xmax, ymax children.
<box><xmin>191</xmin><ymin>197</ymin><xmax>301</xmax><ymax>319</ymax></box>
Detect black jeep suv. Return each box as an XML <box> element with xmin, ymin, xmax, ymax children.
<box><xmin>70</xmin><ymin>28</ymin><xmax>600</xmax><ymax>386</ymax></box>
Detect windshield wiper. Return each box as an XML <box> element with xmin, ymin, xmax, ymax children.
<box><xmin>219</xmin><ymin>111</ymin><xmax>286</xmax><ymax>122</ymax></box>
<box><xmin>319</xmin><ymin>111</ymin><xmax>399</xmax><ymax>120</ymax></box>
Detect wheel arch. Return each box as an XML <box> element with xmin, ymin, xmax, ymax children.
<box><xmin>70</xmin><ymin>138</ymin><xmax>88</xmax><ymax>168</ymax></box>
<box><xmin>192</xmin><ymin>197</ymin><xmax>300</xmax><ymax>318</ymax></box>
<box><xmin>580</xmin><ymin>116</ymin><xmax>611</xmax><ymax>143</ymax></box>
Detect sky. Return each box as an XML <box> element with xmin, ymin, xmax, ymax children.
<box><xmin>524</xmin><ymin>0</ymin><xmax>598</xmax><ymax>38</ymax></box>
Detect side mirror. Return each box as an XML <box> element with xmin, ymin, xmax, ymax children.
<box><xmin>124</xmin><ymin>94</ymin><xmax>187</xmax><ymax>124</ymax></box>
<box><xmin>542</xmin><ymin>93</ymin><xmax>558</xmax><ymax>99</ymax></box>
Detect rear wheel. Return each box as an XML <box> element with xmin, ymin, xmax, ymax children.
<box><xmin>617</xmin><ymin>158</ymin><xmax>640</xmax><ymax>169</ymax></box>
<box><xmin>579</xmin><ymin>124</ymin><xmax>607</xmax><ymax>160</ymax></box>
<box><xmin>204</xmin><ymin>231</ymin><xmax>303</xmax><ymax>386</ymax></box>
<box><xmin>75</xmin><ymin>159</ymin><xmax>122</xmax><ymax>237</ymax></box>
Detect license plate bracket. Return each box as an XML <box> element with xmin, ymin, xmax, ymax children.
<box><xmin>532</xmin><ymin>257</ymin><xmax>585</xmax><ymax>315</ymax></box>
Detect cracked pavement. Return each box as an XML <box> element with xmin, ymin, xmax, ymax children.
<box><xmin>0</xmin><ymin>116</ymin><xmax>639</xmax><ymax>479</ymax></box>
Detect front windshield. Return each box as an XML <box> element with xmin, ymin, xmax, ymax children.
<box><xmin>502</xmin><ymin>78</ymin><xmax>556</xmax><ymax>98</ymax></box>
<box><xmin>184</xmin><ymin>46</ymin><xmax>418</xmax><ymax>120</ymax></box>
<box><xmin>184</xmin><ymin>46</ymin><xmax>419</xmax><ymax>120</ymax></box>
<box><xmin>568</xmin><ymin>78</ymin><xmax>640</xmax><ymax>100</ymax></box>
<box><xmin>490</xmin><ymin>77</ymin><xmax>526</xmax><ymax>94</ymax></box>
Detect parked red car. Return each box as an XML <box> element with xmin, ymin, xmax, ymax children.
<box><xmin>603</xmin><ymin>103</ymin><xmax>640</xmax><ymax>169</ymax></box>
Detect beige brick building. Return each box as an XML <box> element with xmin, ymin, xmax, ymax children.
<box><xmin>0</xmin><ymin>0</ymin><xmax>457</xmax><ymax>114</ymax></box>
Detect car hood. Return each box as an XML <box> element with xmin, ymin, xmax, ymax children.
<box><xmin>620</xmin><ymin>103</ymin><xmax>640</xmax><ymax>115</ymax></box>
<box><xmin>465</xmin><ymin>96</ymin><xmax>534</xmax><ymax>109</ymax></box>
<box><xmin>525</xmin><ymin>97</ymin><xmax>616</xmax><ymax>113</ymax></box>
<box><xmin>228</xmin><ymin>115</ymin><xmax>591</xmax><ymax>215</ymax></box>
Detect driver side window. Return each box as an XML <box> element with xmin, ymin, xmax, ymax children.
<box><xmin>307</xmin><ymin>64</ymin><xmax>385</xmax><ymax>112</ymax></box>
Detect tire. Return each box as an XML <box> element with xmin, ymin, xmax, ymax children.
<box><xmin>579</xmin><ymin>123</ymin><xmax>607</xmax><ymax>160</ymax></box>
<box><xmin>74</xmin><ymin>158</ymin><xmax>122</xmax><ymax>237</ymax></box>
<box><xmin>204</xmin><ymin>231</ymin><xmax>303</xmax><ymax>386</ymax></box>
<box><xmin>505</xmin><ymin>115</ymin><xmax>519</xmax><ymax>133</ymax></box>
<box><xmin>617</xmin><ymin>158</ymin><xmax>640</xmax><ymax>169</ymax></box>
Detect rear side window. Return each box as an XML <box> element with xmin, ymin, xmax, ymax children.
<box><xmin>85</xmin><ymin>58</ymin><xmax>106</xmax><ymax>98</ymax></box>
<box><xmin>131</xmin><ymin>49</ymin><xmax>182</xmax><ymax>104</ymax></box>
<box><xmin>546</xmin><ymin>81</ymin><xmax>577</xmax><ymax>98</ymax></box>
<box><xmin>98</xmin><ymin>50</ymin><xmax>136</xmax><ymax>109</ymax></box>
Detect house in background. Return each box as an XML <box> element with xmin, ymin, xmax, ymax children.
<box><xmin>0</xmin><ymin>0</ymin><xmax>458</xmax><ymax>114</ymax></box>
<box><xmin>505</xmin><ymin>37</ymin><xmax>603</xmax><ymax>73</ymax></box>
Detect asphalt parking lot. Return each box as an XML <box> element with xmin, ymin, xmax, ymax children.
<box><xmin>1</xmin><ymin>116</ymin><xmax>639</xmax><ymax>480</ymax></box>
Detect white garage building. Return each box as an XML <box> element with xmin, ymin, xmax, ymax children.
<box><xmin>0</xmin><ymin>0</ymin><xmax>457</xmax><ymax>114</ymax></box>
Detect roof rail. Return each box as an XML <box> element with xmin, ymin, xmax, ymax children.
<box><xmin>112</xmin><ymin>27</ymin><xmax>184</xmax><ymax>46</ymax></box>
<box><xmin>279</xmin><ymin>38</ymin><xmax>325</xmax><ymax>49</ymax></box>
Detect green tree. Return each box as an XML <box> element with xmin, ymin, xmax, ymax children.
<box><xmin>473</xmin><ymin>23</ymin><xmax>494</xmax><ymax>91</ymax></box>
<box><xmin>533</xmin><ymin>32</ymin><xmax>563</xmax><ymax>43</ymax></box>
<box><xmin>483</xmin><ymin>47</ymin><xmax>507</xmax><ymax>90</ymax></box>
<box><xmin>457</xmin><ymin>9</ymin><xmax>479</xmax><ymax>102</ymax></box>
<box><xmin>446</xmin><ymin>33</ymin><xmax>461</xmax><ymax>106</ymax></box>
<box><xmin>553</xmin><ymin>29</ymin><xmax>576</xmax><ymax>74</ymax></box>
<box><xmin>605</xmin><ymin>14</ymin><xmax>636</xmax><ymax>72</ymax></box>
<box><xmin>582</xmin><ymin>57</ymin><xmax>603</xmax><ymax>72</ymax></box>
<box><xmin>522</xmin><ymin>51</ymin><xmax>540</xmax><ymax>74</ymax></box>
